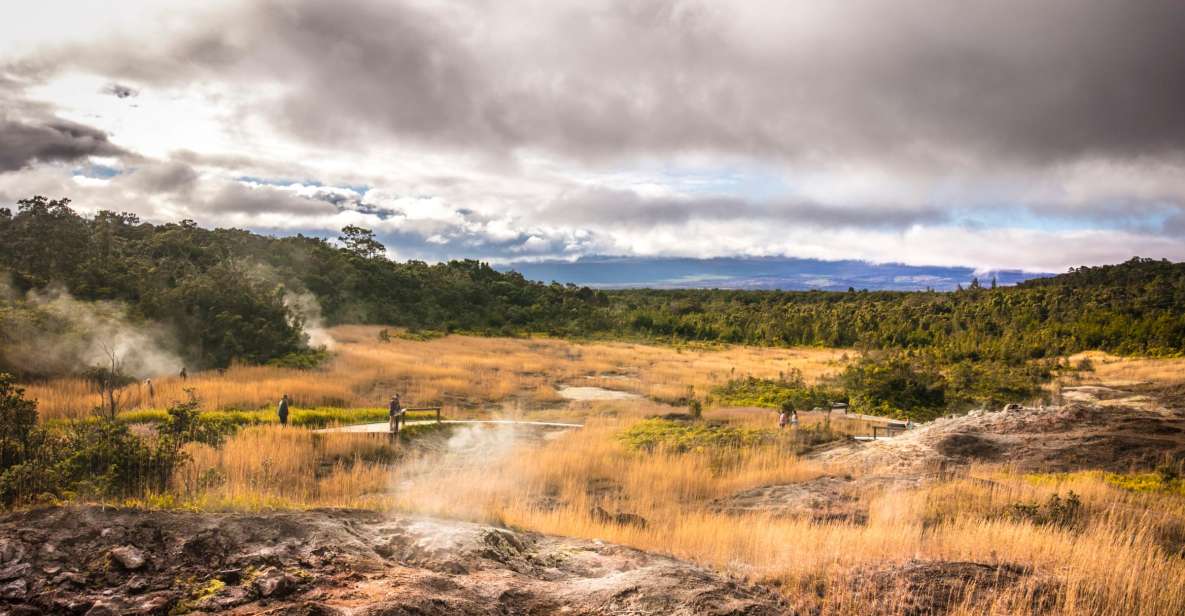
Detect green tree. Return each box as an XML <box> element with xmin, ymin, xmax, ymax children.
<box><xmin>0</xmin><ymin>374</ymin><xmax>38</xmax><ymax>469</ymax></box>
<box><xmin>339</xmin><ymin>225</ymin><xmax>386</xmax><ymax>259</ymax></box>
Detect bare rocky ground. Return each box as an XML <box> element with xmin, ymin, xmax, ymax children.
<box><xmin>809</xmin><ymin>385</ymin><xmax>1185</xmax><ymax>474</ymax></box>
<box><xmin>698</xmin><ymin>385</ymin><xmax>1185</xmax><ymax>613</ymax></box>
<box><xmin>711</xmin><ymin>384</ymin><xmax>1185</xmax><ymax>525</ymax></box>
<box><xmin>0</xmin><ymin>506</ymin><xmax>787</xmax><ymax>616</ymax></box>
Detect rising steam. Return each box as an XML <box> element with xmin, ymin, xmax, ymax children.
<box><xmin>0</xmin><ymin>279</ymin><xmax>183</xmax><ymax>379</ymax></box>
<box><xmin>284</xmin><ymin>290</ymin><xmax>336</xmax><ymax>350</ymax></box>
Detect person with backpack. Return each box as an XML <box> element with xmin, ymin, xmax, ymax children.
<box><xmin>277</xmin><ymin>394</ymin><xmax>290</xmax><ymax>426</ymax></box>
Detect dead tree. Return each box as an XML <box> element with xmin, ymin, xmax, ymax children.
<box><xmin>95</xmin><ymin>340</ymin><xmax>129</xmax><ymax>420</ymax></box>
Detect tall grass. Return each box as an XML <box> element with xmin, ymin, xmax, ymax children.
<box><xmin>116</xmin><ymin>407</ymin><xmax>437</xmax><ymax>428</ymax></box>
<box><xmin>171</xmin><ymin>425</ymin><xmax>398</xmax><ymax>510</ymax></box>
<box><xmin>24</xmin><ymin>326</ymin><xmax>849</xmax><ymax>420</ymax></box>
<box><xmin>135</xmin><ymin>396</ymin><xmax>1185</xmax><ymax>614</ymax></box>
<box><xmin>1066</xmin><ymin>351</ymin><xmax>1185</xmax><ymax>386</ymax></box>
<box><xmin>383</xmin><ymin>415</ymin><xmax>1185</xmax><ymax>615</ymax></box>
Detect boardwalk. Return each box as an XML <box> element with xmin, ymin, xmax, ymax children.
<box><xmin>315</xmin><ymin>419</ymin><xmax>584</xmax><ymax>434</ymax></box>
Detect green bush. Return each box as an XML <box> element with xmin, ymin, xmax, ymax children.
<box><xmin>0</xmin><ymin>384</ymin><xmax>227</xmax><ymax>506</ymax></box>
<box><xmin>619</xmin><ymin>419</ymin><xmax>774</xmax><ymax>453</ymax></box>
<box><xmin>711</xmin><ymin>375</ymin><xmax>842</xmax><ymax>411</ymax></box>
<box><xmin>267</xmin><ymin>349</ymin><xmax>332</xmax><ymax>370</ymax></box>
<box><xmin>1006</xmin><ymin>492</ymin><xmax>1084</xmax><ymax>528</ymax></box>
<box><xmin>0</xmin><ymin>374</ymin><xmax>38</xmax><ymax>469</ymax></box>
<box><xmin>840</xmin><ymin>354</ymin><xmax>946</xmax><ymax>420</ymax></box>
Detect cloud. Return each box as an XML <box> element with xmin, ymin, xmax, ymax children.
<box><xmin>2</xmin><ymin>0</ymin><xmax>1185</xmax><ymax>271</ymax></box>
<box><xmin>0</xmin><ymin>118</ymin><xmax>126</xmax><ymax>172</ymax></box>
<box><xmin>125</xmin><ymin>160</ymin><xmax>198</xmax><ymax>193</ymax></box>
<box><xmin>33</xmin><ymin>0</ymin><xmax>1183</xmax><ymax>167</ymax></box>
<box><xmin>539</xmin><ymin>186</ymin><xmax>948</xmax><ymax>230</ymax></box>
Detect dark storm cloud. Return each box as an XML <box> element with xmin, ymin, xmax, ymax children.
<box><xmin>53</xmin><ymin>0</ymin><xmax>1185</xmax><ymax>167</ymax></box>
<box><xmin>0</xmin><ymin>118</ymin><xmax>126</xmax><ymax>172</ymax></box>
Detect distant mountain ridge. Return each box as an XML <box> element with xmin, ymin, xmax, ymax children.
<box><xmin>499</xmin><ymin>256</ymin><xmax>1052</xmax><ymax>291</ymax></box>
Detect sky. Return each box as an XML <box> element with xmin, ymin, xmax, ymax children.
<box><xmin>2</xmin><ymin>0</ymin><xmax>1185</xmax><ymax>273</ymax></box>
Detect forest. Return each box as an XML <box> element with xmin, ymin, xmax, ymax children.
<box><xmin>2</xmin><ymin>196</ymin><xmax>1184</xmax><ymax>418</ymax></box>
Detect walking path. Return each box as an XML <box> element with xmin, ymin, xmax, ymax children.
<box><xmin>315</xmin><ymin>419</ymin><xmax>584</xmax><ymax>434</ymax></box>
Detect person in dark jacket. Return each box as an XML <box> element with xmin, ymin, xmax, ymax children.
<box><xmin>388</xmin><ymin>394</ymin><xmax>402</xmax><ymax>434</ymax></box>
<box><xmin>278</xmin><ymin>394</ymin><xmax>290</xmax><ymax>426</ymax></box>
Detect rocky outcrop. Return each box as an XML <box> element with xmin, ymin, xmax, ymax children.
<box><xmin>0</xmin><ymin>506</ymin><xmax>787</xmax><ymax>615</ymax></box>
<box><xmin>810</xmin><ymin>386</ymin><xmax>1185</xmax><ymax>474</ymax></box>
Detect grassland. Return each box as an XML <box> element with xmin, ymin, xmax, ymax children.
<box><xmin>25</xmin><ymin>325</ymin><xmax>849</xmax><ymax>420</ymax></box>
<box><xmin>16</xmin><ymin>331</ymin><xmax>1185</xmax><ymax>614</ymax></box>
<box><xmin>1064</xmin><ymin>351</ymin><xmax>1185</xmax><ymax>387</ymax></box>
<box><xmin>113</xmin><ymin>407</ymin><xmax>439</xmax><ymax>429</ymax></box>
<box><xmin>384</xmin><ymin>411</ymin><xmax>1185</xmax><ymax>615</ymax></box>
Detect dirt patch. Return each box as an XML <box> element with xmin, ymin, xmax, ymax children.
<box><xmin>709</xmin><ymin>476</ymin><xmax>868</xmax><ymax>524</ymax></box>
<box><xmin>933</xmin><ymin>433</ymin><xmax>1002</xmax><ymax>461</ymax></box>
<box><xmin>829</xmin><ymin>560</ymin><xmax>1059</xmax><ymax>616</ymax></box>
<box><xmin>0</xmin><ymin>506</ymin><xmax>787</xmax><ymax>615</ymax></box>
<box><xmin>557</xmin><ymin>386</ymin><xmax>643</xmax><ymax>401</ymax></box>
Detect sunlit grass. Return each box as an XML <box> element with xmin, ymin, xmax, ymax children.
<box><xmin>24</xmin><ymin>325</ymin><xmax>849</xmax><ymax>420</ymax></box>
<box><xmin>115</xmin><ymin>406</ymin><xmax>438</xmax><ymax>428</ymax></box>
<box><xmin>385</xmin><ymin>415</ymin><xmax>1185</xmax><ymax>615</ymax></box>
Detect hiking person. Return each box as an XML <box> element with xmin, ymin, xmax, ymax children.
<box><xmin>179</xmin><ymin>366</ymin><xmax>187</xmax><ymax>381</ymax></box>
<box><xmin>388</xmin><ymin>394</ymin><xmax>403</xmax><ymax>434</ymax></box>
<box><xmin>790</xmin><ymin>409</ymin><xmax>799</xmax><ymax>430</ymax></box>
<box><xmin>278</xmin><ymin>394</ymin><xmax>290</xmax><ymax>426</ymax></box>
<box><xmin>778</xmin><ymin>400</ymin><xmax>794</xmax><ymax>430</ymax></box>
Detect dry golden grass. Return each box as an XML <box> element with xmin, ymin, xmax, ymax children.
<box><xmin>140</xmin><ymin>346</ymin><xmax>1185</xmax><ymax>614</ymax></box>
<box><xmin>383</xmin><ymin>414</ymin><xmax>1185</xmax><ymax>615</ymax></box>
<box><xmin>1066</xmin><ymin>351</ymin><xmax>1185</xmax><ymax>387</ymax></box>
<box><xmin>25</xmin><ymin>325</ymin><xmax>849</xmax><ymax>420</ymax></box>
<box><xmin>35</xmin><ymin>330</ymin><xmax>1185</xmax><ymax>613</ymax></box>
<box><xmin>172</xmin><ymin>425</ymin><xmax>394</xmax><ymax>510</ymax></box>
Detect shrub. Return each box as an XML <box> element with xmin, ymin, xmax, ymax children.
<box><xmin>267</xmin><ymin>349</ymin><xmax>331</xmax><ymax>370</ymax></box>
<box><xmin>0</xmin><ymin>374</ymin><xmax>39</xmax><ymax>468</ymax></box>
<box><xmin>711</xmin><ymin>376</ymin><xmax>841</xmax><ymax>411</ymax></box>
<box><xmin>619</xmin><ymin>419</ymin><xmax>774</xmax><ymax>453</ymax></box>
<box><xmin>1006</xmin><ymin>492</ymin><xmax>1083</xmax><ymax>528</ymax></box>
<box><xmin>0</xmin><ymin>386</ymin><xmax>229</xmax><ymax>506</ymax></box>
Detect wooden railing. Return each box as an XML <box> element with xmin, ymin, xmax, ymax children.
<box><xmin>402</xmin><ymin>406</ymin><xmax>443</xmax><ymax>423</ymax></box>
<box><xmin>871</xmin><ymin>423</ymin><xmax>909</xmax><ymax>439</ymax></box>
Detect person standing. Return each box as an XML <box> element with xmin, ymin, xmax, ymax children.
<box><xmin>388</xmin><ymin>394</ymin><xmax>403</xmax><ymax>435</ymax></box>
<box><xmin>145</xmin><ymin>378</ymin><xmax>155</xmax><ymax>403</ymax></box>
<box><xmin>779</xmin><ymin>401</ymin><xmax>794</xmax><ymax>430</ymax></box>
<box><xmin>278</xmin><ymin>394</ymin><xmax>290</xmax><ymax>426</ymax></box>
<box><xmin>179</xmin><ymin>366</ymin><xmax>188</xmax><ymax>381</ymax></box>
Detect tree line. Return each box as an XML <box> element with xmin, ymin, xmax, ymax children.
<box><xmin>3</xmin><ymin>196</ymin><xmax>1183</xmax><ymax>383</ymax></box>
